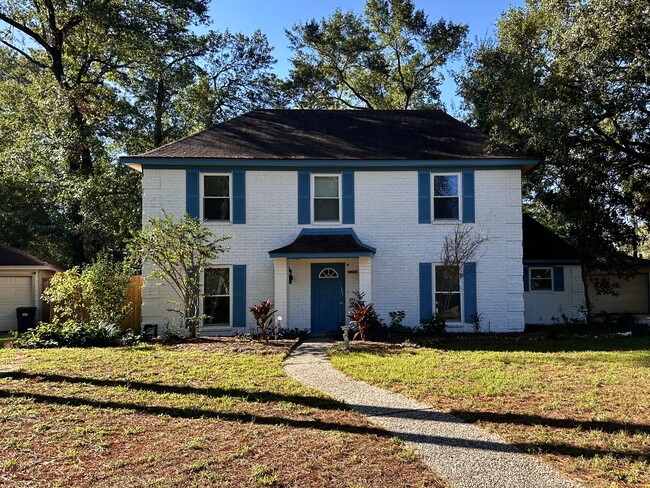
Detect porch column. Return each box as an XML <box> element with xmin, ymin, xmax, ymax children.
<box><xmin>358</xmin><ymin>256</ymin><xmax>372</xmax><ymax>303</ymax></box>
<box><xmin>273</xmin><ymin>258</ymin><xmax>289</xmax><ymax>325</ymax></box>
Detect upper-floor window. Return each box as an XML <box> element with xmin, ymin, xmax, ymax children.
<box><xmin>434</xmin><ymin>264</ymin><xmax>461</xmax><ymax>321</ymax></box>
<box><xmin>432</xmin><ymin>174</ymin><xmax>460</xmax><ymax>221</ymax></box>
<box><xmin>313</xmin><ymin>174</ymin><xmax>340</xmax><ymax>223</ymax></box>
<box><xmin>204</xmin><ymin>267</ymin><xmax>230</xmax><ymax>326</ymax></box>
<box><xmin>529</xmin><ymin>267</ymin><xmax>553</xmax><ymax>291</ymax></box>
<box><xmin>203</xmin><ymin>174</ymin><xmax>230</xmax><ymax>221</ymax></box>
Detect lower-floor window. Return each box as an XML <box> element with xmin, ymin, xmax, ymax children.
<box><xmin>204</xmin><ymin>267</ymin><xmax>230</xmax><ymax>326</ymax></box>
<box><xmin>434</xmin><ymin>265</ymin><xmax>461</xmax><ymax>321</ymax></box>
<box><xmin>529</xmin><ymin>267</ymin><xmax>553</xmax><ymax>291</ymax></box>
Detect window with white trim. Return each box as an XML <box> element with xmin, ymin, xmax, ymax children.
<box><xmin>434</xmin><ymin>265</ymin><xmax>461</xmax><ymax>321</ymax></box>
<box><xmin>530</xmin><ymin>267</ymin><xmax>553</xmax><ymax>291</ymax></box>
<box><xmin>313</xmin><ymin>175</ymin><xmax>340</xmax><ymax>222</ymax></box>
<box><xmin>204</xmin><ymin>267</ymin><xmax>230</xmax><ymax>326</ymax></box>
<box><xmin>432</xmin><ymin>174</ymin><xmax>460</xmax><ymax>221</ymax></box>
<box><xmin>203</xmin><ymin>174</ymin><xmax>230</xmax><ymax>221</ymax></box>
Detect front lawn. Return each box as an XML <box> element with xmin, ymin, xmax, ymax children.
<box><xmin>329</xmin><ymin>337</ymin><xmax>650</xmax><ymax>488</ymax></box>
<box><xmin>0</xmin><ymin>339</ymin><xmax>444</xmax><ymax>487</ymax></box>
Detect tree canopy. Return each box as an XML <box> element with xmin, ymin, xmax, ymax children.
<box><xmin>285</xmin><ymin>0</ymin><xmax>467</xmax><ymax>109</ymax></box>
<box><xmin>459</xmin><ymin>0</ymin><xmax>650</xmax><ymax>318</ymax></box>
<box><xmin>0</xmin><ymin>0</ymin><xmax>280</xmax><ymax>266</ymax></box>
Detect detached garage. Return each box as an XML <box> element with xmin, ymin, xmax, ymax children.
<box><xmin>0</xmin><ymin>245</ymin><xmax>59</xmax><ymax>332</ymax></box>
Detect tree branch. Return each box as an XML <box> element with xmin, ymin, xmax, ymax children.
<box><xmin>0</xmin><ymin>13</ymin><xmax>53</xmax><ymax>54</ymax></box>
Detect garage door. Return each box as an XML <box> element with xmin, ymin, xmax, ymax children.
<box><xmin>0</xmin><ymin>276</ymin><xmax>33</xmax><ymax>332</ymax></box>
<box><xmin>590</xmin><ymin>273</ymin><xmax>649</xmax><ymax>314</ymax></box>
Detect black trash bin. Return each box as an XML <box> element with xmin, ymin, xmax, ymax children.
<box><xmin>142</xmin><ymin>323</ymin><xmax>158</xmax><ymax>340</ymax></box>
<box><xmin>16</xmin><ymin>307</ymin><xmax>37</xmax><ymax>333</ymax></box>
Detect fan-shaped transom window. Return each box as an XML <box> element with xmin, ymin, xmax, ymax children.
<box><xmin>318</xmin><ymin>268</ymin><xmax>339</xmax><ymax>279</ymax></box>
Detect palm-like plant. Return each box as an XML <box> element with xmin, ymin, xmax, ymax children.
<box><xmin>249</xmin><ymin>299</ymin><xmax>277</xmax><ymax>342</ymax></box>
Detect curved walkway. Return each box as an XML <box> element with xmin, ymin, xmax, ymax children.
<box><xmin>284</xmin><ymin>340</ymin><xmax>582</xmax><ymax>488</ymax></box>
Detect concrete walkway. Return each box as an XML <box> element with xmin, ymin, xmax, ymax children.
<box><xmin>284</xmin><ymin>340</ymin><xmax>582</xmax><ymax>488</ymax></box>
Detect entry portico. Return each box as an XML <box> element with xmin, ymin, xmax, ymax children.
<box><xmin>269</xmin><ymin>229</ymin><xmax>375</xmax><ymax>333</ymax></box>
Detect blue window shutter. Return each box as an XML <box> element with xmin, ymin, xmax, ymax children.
<box><xmin>463</xmin><ymin>262</ymin><xmax>477</xmax><ymax>323</ymax></box>
<box><xmin>418</xmin><ymin>171</ymin><xmax>431</xmax><ymax>224</ymax></box>
<box><xmin>298</xmin><ymin>171</ymin><xmax>310</xmax><ymax>224</ymax></box>
<box><xmin>523</xmin><ymin>266</ymin><xmax>529</xmax><ymax>292</ymax></box>
<box><xmin>419</xmin><ymin>263</ymin><xmax>433</xmax><ymax>321</ymax></box>
<box><xmin>462</xmin><ymin>169</ymin><xmax>475</xmax><ymax>223</ymax></box>
<box><xmin>553</xmin><ymin>266</ymin><xmax>564</xmax><ymax>292</ymax></box>
<box><xmin>186</xmin><ymin>169</ymin><xmax>200</xmax><ymax>218</ymax></box>
<box><xmin>232</xmin><ymin>265</ymin><xmax>247</xmax><ymax>327</ymax></box>
<box><xmin>232</xmin><ymin>170</ymin><xmax>246</xmax><ymax>224</ymax></box>
<box><xmin>342</xmin><ymin>171</ymin><xmax>355</xmax><ymax>224</ymax></box>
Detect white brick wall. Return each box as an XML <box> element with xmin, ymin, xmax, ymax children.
<box><xmin>140</xmin><ymin>167</ymin><xmax>525</xmax><ymax>334</ymax></box>
<box><xmin>524</xmin><ymin>265</ymin><xmax>585</xmax><ymax>324</ymax></box>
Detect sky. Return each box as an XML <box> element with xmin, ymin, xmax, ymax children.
<box><xmin>208</xmin><ymin>0</ymin><xmax>526</xmax><ymax>111</ymax></box>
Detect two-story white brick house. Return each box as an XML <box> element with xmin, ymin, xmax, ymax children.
<box><xmin>122</xmin><ymin>110</ymin><xmax>536</xmax><ymax>335</ymax></box>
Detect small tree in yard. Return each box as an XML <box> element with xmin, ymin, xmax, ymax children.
<box><xmin>129</xmin><ymin>212</ymin><xmax>230</xmax><ymax>338</ymax></box>
<box><xmin>437</xmin><ymin>224</ymin><xmax>488</xmax><ymax>325</ymax></box>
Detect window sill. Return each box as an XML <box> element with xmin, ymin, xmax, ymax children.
<box><xmin>431</xmin><ymin>220</ymin><xmax>462</xmax><ymax>225</ymax></box>
<box><xmin>311</xmin><ymin>221</ymin><xmax>342</xmax><ymax>226</ymax></box>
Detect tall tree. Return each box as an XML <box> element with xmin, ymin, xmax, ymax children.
<box><xmin>0</xmin><ymin>0</ymin><xmax>207</xmax><ymax>265</ymax></box>
<box><xmin>458</xmin><ymin>0</ymin><xmax>649</xmax><ymax>321</ymax></box>
<box><xmin>123</xmin><ymin>29</ymin><xmax>281</xmax><ymax>154</ymax></box>
<box><xmin>286</xmin><ymin>0</ymin><xmax>467</xmax><ymax>109</ymax></box>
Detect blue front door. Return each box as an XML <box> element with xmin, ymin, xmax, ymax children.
<box><xmin>311</xmin><ymin>263</ymin><xmax>346</xmax><ymax>333</ymax></box>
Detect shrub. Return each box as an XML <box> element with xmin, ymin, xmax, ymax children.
<box><xmin>469</xmin><ymin>312</ymin><xmax>483</xmax><ymax>333</ymax></box>
<box><xmin>12</xmin><ymin>319</ymin><xmax>140</xmax><ymax>348</ymax></box>
<box><xmin>249</xmin><ymin>299</ymin><xmax>277</xmax><ymax>342</ymax></box>
<box><xmin>347</xmin><ymin>292</ymin><xmax>378</xmax><ymax>341</ymax></box>
<box><xmin>43</xmin><ymin>254</ymin><xmax>133</xmax><ymax>325</ymax></box>
<box><xmin>276</xmin><ymin>327</ymin><xmax>310</xmax><ymax>340</ymax></box>
<box><xmin>419</xmin><ymin>313</ymin><xmax>446</xmax><ymax>336</ymax></box>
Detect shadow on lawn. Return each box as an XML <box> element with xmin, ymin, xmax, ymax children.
<box><xmin>451</xmin><ymin>409</ymin><xmax>650</xmax><ymax>437</ymax></box>
<box><xmin>0</xmin><ymin>371</ymin><xmax>341</xmax><ymax>410</ymax></box>
<box><xmin>347</xmin><ymin>336</ymin><xmax>650</xmax><ymax>355</ymax></box>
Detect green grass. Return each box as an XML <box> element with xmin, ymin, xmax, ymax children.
<box><xmin>329</xmin><ymin>337</ymin><xmax>650</xmax><ymax>488</ymax></box>
<box><xmin>0</xmin><ymin>336</ymin><xmax>12</xmax><ymax>347</ymax></box>
<box><xmin>0</xmin><ymin>341</ymin><xmax>444</xmax><ymax>487</ymax></box>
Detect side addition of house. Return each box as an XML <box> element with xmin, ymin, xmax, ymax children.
<box><xmin>121</xmin><ymin>110</ymin><xmax>537</xmax><ymax>335</ymax></box>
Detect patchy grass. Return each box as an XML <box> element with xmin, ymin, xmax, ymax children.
<box><xmin>0</xmin><ymin>338</ymin><xmax>444</xmax><ymax>487</ymax></box>
<box><xmin>329</xmin><ymin>337</ymin><xmax>650</xmax><ymax>488</ymax></box>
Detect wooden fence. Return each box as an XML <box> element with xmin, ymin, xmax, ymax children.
<box><xmin>48</xmin><ymin>275</ymin><xmax>143</xmax><ymax>332</ymax></box>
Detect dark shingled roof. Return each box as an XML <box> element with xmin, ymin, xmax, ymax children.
<box><xmin>269</xmin><ymin>232</ymin><xmax>376</xmax><ymax>257</ymax></box>
<box><xmin>523</xmin><ymin>214</ymin><xmax>581</xmax><ymax>261</ymax></box>
<box><xmin>0</xmin><ymin>244</ymin><xmax>55</xmax><ymax>267</ymax></box>
<box><xmin>130</xmin><ymin>109</ymin><xmax>527</xmax><ymax>161</ymax></box>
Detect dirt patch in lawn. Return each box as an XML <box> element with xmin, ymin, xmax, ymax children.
<box><xmin>165</xmin><ymin>336</ymin><xmax>298</xmax><ymax>355</ymax></box>
<box><xmin>0</xmin><ymin>344</ymin><xmax>444</xmax><ymax>487</ymax></box>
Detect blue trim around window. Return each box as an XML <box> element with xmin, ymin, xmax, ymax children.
<box><xmin>186</xmin><ymin>169</ymin><xmax>200</xmax><ymax>218</ymax></box>
<box><xmin>418</xmin><ymin>171</ymin><xmax>431</xmax><ymax>224</ymax></box>
<box><xmin>232</xmin><ymin>170</ymin><xmax>246</xmax><ymax>224</ymax></box>
<box><xmin>462</xmin><ymin>169</ymin><xmax>475</xmax><ymax>223</ymax></box>
<box><xmin>342</xmin><ymin>171</ymin><xmax>355</xmax><ymax>224</ymax></box>
<box><xmin>298</xmin><ymin>171</ymin><xmax>310</xmax><ymax>224</ymax></box>
<box><xmin>232</xmin><ymin>265</ymin><xmax>247</xmax><ymax>327</ymax></box>
<box><xmin>463</xmin><ymin>262</ymin><xmax>477</xmax><ymax>323</ymax></box>
<box><xmin>419</xmin><ymin>263</ymin><xmax>433</xmax><ymax>321</ymax></box>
